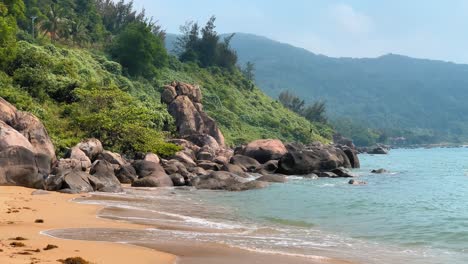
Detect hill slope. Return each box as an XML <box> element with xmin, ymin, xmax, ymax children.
<box><xmin>0</xmin><ymin>42</ymin><xmax>331</xmax><ymax>155</ymax></box>
<box><xmin>167</xmin><ymin>33</ymin><xmax>468</xmax><ymax>144</ymax></box>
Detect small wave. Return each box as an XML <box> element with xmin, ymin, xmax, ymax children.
<box><xmin>262</xmin><ymin>217</ymin><xmax>316</xmax><ymax>228</ymax></box>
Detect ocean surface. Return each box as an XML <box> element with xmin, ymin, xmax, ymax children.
<box><xmin>46</xmin><ymin>148</ymin><xmax>468</xmax><ymax>264</ymax></box>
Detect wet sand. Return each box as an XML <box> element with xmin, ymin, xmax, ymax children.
<box><xmin>0</xmin><ymin>186</ymin><xmax>358</xmax><ymax>264</ymax></box>
<box><xmin>139</xmin><ymin>241</ymin><xmax>356</xmax><ymax>264</ymax></box>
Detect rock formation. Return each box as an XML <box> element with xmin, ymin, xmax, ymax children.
<box><xmin>162</xmin><ymin>82</ymin><xmax>225</xmax><ymax>147</ymax></box>
<box><xmin>0</xmin><ymin>98</ymin><xmax>56</xmax><ymax>188</ymax></box>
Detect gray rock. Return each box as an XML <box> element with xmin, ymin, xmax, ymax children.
<box><xmin>77</xmin><ymin>138</ymin><xmax>103</xmax><ymax>161</ymax></box>
<box><xmin>230</xmin><ymin>155</ymin><xmax>261</xmax><ymax>172</ymax></box>
<box><xmin>191</xmin><ymin>171</ymin><xmax>268</xmax><ymax>191</ymax></box>
<box><xmin>0</xmin><ymin>146</ymin><xmax>43</xmax><ymax>189</ymax></box>
<box><xmin>115</xmin><ymin>164</ymin><xmax>137</xmax><ymax>184</ymax></box>
<box><xmin>371</xmin><ymin>168</ymin><xmax>388</xmax><ymax>174</ymax></box>
<box><xmin>256</xmin><ymin>174</ymin><xmax>287</xmax><ymax>183</ymax></box>
<box><xmin>349</xmin><ymin>179</ymin><xmax>367</xmax><ymax>185</ymax></box>
<box><xmin>197</xmin><ymin>161</ymin><xmax>222</xmax><ymax>171</ymax></box>
<box><xmin>90</xmin><ymin>160</ymin><xmax>123</xmax><ymax>192</ymax></box>
<box><xmin>318</xmin><ymin>171</ymin><xmax>339</xmax><ymax>178</ymax></box>
<box><xmin>169</xmin><ymin>173</ymin><xmax>186</xmax><ymax>186</ymax></box>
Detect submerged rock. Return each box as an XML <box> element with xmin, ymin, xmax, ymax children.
<box><xmin>348</xmin><ymin>179</ymin><xmax>367</xmax><ymax>185</ymax></box>
<box><xmin>371</xmin><ymin>168</ymin><xmax>388</xmax><ymax>174</ymax></box>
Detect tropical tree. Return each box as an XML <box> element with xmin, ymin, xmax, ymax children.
<box><xmin>109</xmin><ymin>21</ymin><xmax>167</xmax><ymax>76</ymax></box>
<box><xmin>0</xmin><ymin>0</ymin><xmax>24</xmax><ymax>67</ymax></box>
<box><xmin>242</xmin><ymin>61</ymin><xmax>255</xmax><ymax>81</ymax></box>
<box><xmin>39</xmin><ymin>2</ymin><xmax>70</xmax><ymax>41</ymax></box>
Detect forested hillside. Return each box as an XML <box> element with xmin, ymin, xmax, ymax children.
<box><xmin>0</xmin><ymin>1</ymin><xmax>331</xmax><ymax>156</ymax></box>
<box><xmin>225</xmin><ymin>33</ymin><xmax>468</xmax><ymax>145</ymax></box>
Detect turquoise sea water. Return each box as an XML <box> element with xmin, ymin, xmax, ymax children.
<box><xmin>50</xmin><ymin>148</ymin><xmax>468</xmax><ymax>264</ymax></box>
<box><xmin>194</xmin><ymin>148</ymin><xmax>468</xmax><ymax>263</ymax></box>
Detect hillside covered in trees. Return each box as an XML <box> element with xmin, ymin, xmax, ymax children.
<box><xmin>223</xmin><ymin>33</ymin><xmax>468</xmax><ymax>146</ymax></box>
<box><xmin>0</xmin><ymin>0</ymin><xmax>332</xmax><ymax>157</ymax></box>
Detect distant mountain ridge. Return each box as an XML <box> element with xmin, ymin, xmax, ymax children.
<box><xmin>166</xmin><ymin>33</ymin><xmax>468</xmax><ymax>144</ymax></box>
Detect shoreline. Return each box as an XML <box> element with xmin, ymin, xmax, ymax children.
<box><xmin>0</xmin><ymin>186</ymin><xmax>176</xmax><ymax>264</ymax></box>
<box><xmin>0</xmin><ymin>186</ymin><xmax>356</xmax><ymax>264</ymax></box>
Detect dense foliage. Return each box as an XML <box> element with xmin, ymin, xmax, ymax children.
<box><xmin>186</xmin><ymin>33</ymin><xmax>468</xmax><ymax>146</ymax></box>
<box><xmin>174</xmin><ymin>16</ymin><xmax>238</xmax><ymax>70</ymax></box>
<box><xmin>0</xmin><ymin>0</ymin><xmax>333</xmax><ymax>156</ymax></box>
<box><xmin>278</xmin><ymin>91</ymin><xmax>328</xmax><ymax>124</ymax></box>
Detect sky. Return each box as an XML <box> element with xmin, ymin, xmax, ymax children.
<box><xmin>132</xmin><ymin>0</ymin><xmax>468</xmax><ymax>64</ymax></box>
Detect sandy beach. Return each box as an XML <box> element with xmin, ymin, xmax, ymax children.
<box><xmin>0</xmin><ymin>186</ymin><xmax>176</xmax><ymax>264</ymax></box>
<box><xmin>0</xmin><ymin>186</ymin><xmax>355</xmax><ymax>264</ymax></box>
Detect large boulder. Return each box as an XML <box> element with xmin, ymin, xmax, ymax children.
<box><xmin>172</xmin><ymin>151</ymin><xmax>197</xmax><ymax>167</ymax></box>
<box><xmin>191</xmin><ymin>171</ymin><xmax>268</xmax><ymax>191</ymax></box>
<box><xmin>256</xmin><ymin>174</ymin><xmax>287</xmax><ymax>183</ymax></box>
<box><xmin>221</xmin><ymin>164</ymin><xmax>246</xmax><ymax>177</ymax></box>
<box><xmin>77</xmin><ymin>138</ymin><xmax>103</xmax><ymax>161</ymax></box>
<box><xmin>0</xmin><ymin>97</ymin><xmax>56</xmax><ymax>187</ymax></box>
<box><xmin>52</xmin><ymin>158</ymin><xmax>88</xmax><ymax>174</ymax></box>
<box><xmin>242</xmin><ymin>139</ymin><xmax>287</xmax><ymax>163</ymax></box>
<box><xmin>165</xmin><ymin>82</ymin><xmax>225</xmax><ymax>147</ymax></box>
<box><xmin>90</xmin><ymin>160</ymin><xmax>122</xmax><ymax>192</ymax></box>
<box><xmin>369</xmin><ymin>146</ymin><xmax>389</xmax><ymax>155</ymax></box>
<box><xmin>175</xmin><ymin>82</ymin><xmax>202</xmax><ymax>103</ymax></box>
<box><xmin>14</xmin><ymin>112</ymin><xmax>56</xmax><ymax>163</ymax></box>
<box><xmin>278</xmin><ymin>143</ymin><xmax>355</xmax><ymax>175</ymax></box>
<box><xmin>45</xmin><ymin>170</ymin><xmax>96</xmax><ymax>193</ymax></box>
<box><xmin>185</xmin><ymin>134</ymin><xmax>220</xmax><ymax>151</ymax></box>
<box><xmin>144</xmin><ymin>153</ymin><xmax>160</xmax><ymax>164</ymax></box>
<box><xmin>64</xmin><ymin>147</ymin><xmax>92</xmax><ymax>170</ymax></box>
<box><xmin>0</xmin><ymin>98</ymin><xmax>17</xmax><ymax>125</ymax></box>
<box><xmin>115</xmin><ymin>164</ymin><xmax>138</xmax><ymax>184</ymax></box>
<box><xmin>230</xmin><ymin>155</ymin><xmax>261</xmax><ymax>172</ymax></box>
<box><xmin>169</xmin><ymin>173</ymin><xmax>186</xmax><ymax>186</ymax></box>
<box><xmin>0</xmin><ymin>121</ymin><xmax>34</xmax><ymax>150</ymax></box>
<box><xmin>98</xmin><ymin>150</ymin><xmax>127</xmax><ymax>167</ymax></box>
<box><xmin>132</xmin><ymin>160</ymin><xmax>173</xmax><ymax>187</ymax></box>
<box><xmin>161</xmin><ymin>85</ymin><xmax>177</xmax><ymax>104</ymax></box>
<box><xmin>0</xmin><ymin>146</ymin><xmax>43</xmax><ymax>189</ymax></box>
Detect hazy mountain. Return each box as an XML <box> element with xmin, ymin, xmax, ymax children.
<box><xmin>166</xmin><ymin>33</ymin><xmax>468</xmax><ymax>144</ymax></box>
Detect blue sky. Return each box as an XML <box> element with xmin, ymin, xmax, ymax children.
<box><xmin>132</xmin><ymin>0</ymin><xmax>468</xmax><ymax>63</ymax></box>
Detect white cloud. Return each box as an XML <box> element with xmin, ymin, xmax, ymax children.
<box><xmin>329</xmin><ymin>3</ymin><xmax>373</xmax><ymax>35</ymax></box>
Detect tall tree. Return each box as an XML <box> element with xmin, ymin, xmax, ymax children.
<box><xmin>109</xmin><ymin>21</ymin><xmax>167</xmax><ymax>76</ymax></box>
<box><xmin>0</xmin><ymin>0</ymin><xmax>24</xmax><ymax>68</ymax></box>
<box><xmin>242</xmin><ymin>61</ymin><xmax>255</xmax><ymax>81</ymax></box>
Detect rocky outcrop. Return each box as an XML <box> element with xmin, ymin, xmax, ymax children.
<box><xmin>191</xmin><ymin>171</ymin><xmax>268</xmax><ymax>191</ymax></box>
<box><xmin>369</xmin><ymin>146</ymin><xmax>389</xmax><ymax>155</ymax></box>
<box><xmin>90</xmin><ymin>160</ymin><xmax>123</xmax><ymax>192</ymax></box>
<box><xmin>230</xmin><ymin>155</ymin><xmax>261</xmax><ymax>172</ymax></box>
<box><xmin>0</xmin><ymin>98</ymin><xmax>57</xmax><ymax>188</ymax></box>
<box><xmin>0</xmin><ymin>146</ymin><xmax>44</xmax><ymax>189</ymax></box>
<box><xmin>278</xmin><ymin>142</ymin><xmax>357</xmax><ymax>175</ymax></box>
<box><xmin>131</xmin><ymin>160</ymin><xmax>173</xmax><ymax>187</ymax></box>
<box><xmin>64</xmin><ymin>147</ymin><xmax>92</xmax><ymax>170</ymax></box>
<box><xmin>163</xmin><ymin>82</ymin><xmax>225</xmax><ymax>147</ymax></box>
<box><xmin>241</xmin><ymin>139</ymin><xmax>287</xmax><ymax>163</ymax></box>
<box><xmin>77</xmin><ymin>138</ymin><xmax>103</xmax><ymax>161</ymax></box>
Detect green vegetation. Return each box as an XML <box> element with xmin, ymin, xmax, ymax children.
<box><xmin>174</xmin><ymin>16</ymin><xmax>238</xmax><ymax>70</ymax></box>
<box><xmin>178</xmin><ymin>32</ymin><xmax>468</xmax><ymax>146</ymax></box>
<box><xmin>157</xmin><ymin>59</ymin><xmax>332</xmax><ymax>146</ymax></box>
<box><xmin>0</xmin><ymin>0</ymin><xmax>332</xmax><ymax>158</ymax></box>
<box><xmin>278</xmin><ymin>91</ymin><xmax>328</xmax><ymax>124</ymax></box>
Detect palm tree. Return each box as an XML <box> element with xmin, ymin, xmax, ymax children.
<box><xmin>40</xmin><ymin>3</ymin><xmax>68</xmax><ymax>41</ymax></box>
